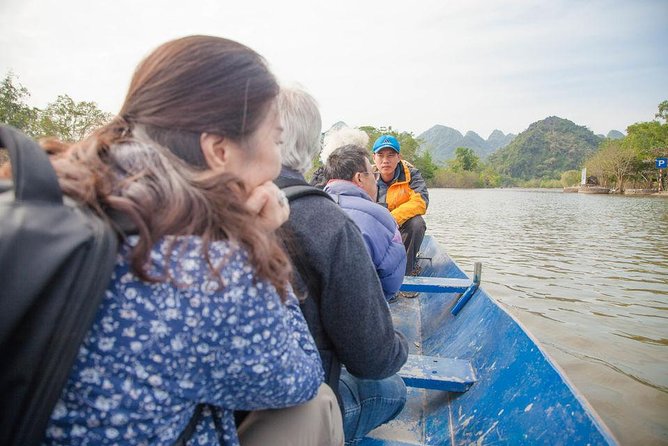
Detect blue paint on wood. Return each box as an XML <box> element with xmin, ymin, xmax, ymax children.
<box><xmin>361</xmin><ymin>236</ymin><xmax>618</xmax><ymax>446</ymax></box>
<box><xmin>449</xmin><ymin>284</ymin><xmax>478</xmax><ymax>315</ymax></box>
<box><xmin>360</xmin><ymin>438</ymin><xmax>424</xmax><ymax>446</ymax></box>
<box><xmin>398</xmin><ymin>354</ymin><xmax>475</xmax><ymax>392</ymax></box>
<box><xmin>400</xmin><ymin>276</ymin><xmax>470</xmax><ymax>293</ymax></box>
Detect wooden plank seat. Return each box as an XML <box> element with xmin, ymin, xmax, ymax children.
<box><xmin>400</xmin><ymin>263</ymin><xmax>482</xmax><ymax>316</ymax></box>
<box><xmin>398</xmin><ymin>354</ymin><xmax>476</xmax><ymax>392</ymax></box>
<box><xmin>399</xmin><ymin>276</ymin><xmax>471</xmax><ymax>294</ymax></box>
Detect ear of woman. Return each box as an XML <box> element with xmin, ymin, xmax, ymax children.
<box><xmin>200</xmin><ymin>132</ymin><xmax>235</xmax><ymax>170</ymax></box>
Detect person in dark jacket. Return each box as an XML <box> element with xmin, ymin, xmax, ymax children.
<box><xmin>277</xmin><ymin>85</ymin><xmax>408</xmax><ymax>445</ymax></box>
<box><xmin>322</xmin><ymin>145</ymin><xmax>406</xmax><ymax>301</ymax></box>
<box><xmin>372</xmin><ymin>135</ymin><xmax>429</xmax><ymax>276</ymax></box>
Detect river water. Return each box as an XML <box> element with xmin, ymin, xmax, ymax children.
<box><xmin>424</xmin><ymin>188</ymin><xmax>668</xmax><ymax>445</ymax></box>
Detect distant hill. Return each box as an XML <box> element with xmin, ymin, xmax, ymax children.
<box><xmin>418</xmin><ymin>125</ymin><xmax>516</xmax><ymax>162</ymax></box>
<box><xmin>328</xmin><ymin>121</ymin><xmax>348</xmax><ymax>132</ymax></box>
<box><xmin>607</xmin><ymin>130</ymin><xmax>625</xmax><ymax>139</ymax></box>
<box><xmin>488</xmin><ymin>116</ymin><xmax>601</xmax><ymax>180</ymax></box>
<box><xmin>487</xmin><ymin>129</ymin><xmax>516</xmax><ymax>151</ymax></box>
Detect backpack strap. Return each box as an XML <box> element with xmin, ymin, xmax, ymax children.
<box><xmin>0</xmin><ymin>125</ymin><xmax>62</xmax><ymax>203</ymax></box>
<box><xmin>283</xmin><ymin>184</ymin><xmax>333</xmax><ymax>202</ymax></box>
<box><xmin>274</xmin><ymin>176</ymin><xmax>333</xmax><ymax>203</ymax></box>
<box><xmin>173</xmin><ymin>404</ymin><xmax>205</xmax><ymax>446</ymax></box>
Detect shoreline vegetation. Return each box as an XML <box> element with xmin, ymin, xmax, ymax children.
<box><xmin>1</xmin><ymin>72</ymin><xmax>666</xmax><ymax>194</ymax></box>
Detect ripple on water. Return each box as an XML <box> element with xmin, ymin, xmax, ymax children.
<box><xmin>425</xmin><ymin>188</ymin><xmax>668</xmax><ymax>445</ymax></box>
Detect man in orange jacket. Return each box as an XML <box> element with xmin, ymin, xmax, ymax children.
<box><xmin>372</xmin><ymin>135</ymin><xmax>429</xmax><ymax>276</ymax></box>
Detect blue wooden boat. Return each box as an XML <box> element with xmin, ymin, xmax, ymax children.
<box><xmin>362</xmin><ymin>235</ymin><xmax>617</xmax><ymax>445</ymax></box>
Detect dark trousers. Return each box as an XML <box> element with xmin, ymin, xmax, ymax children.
<box><xmin>399</xmin><ymin>215</ymin><xmax>426</xmax><ymax>275</ymax></box>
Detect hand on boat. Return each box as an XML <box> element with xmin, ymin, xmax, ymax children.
<box><xmin>246</xmin><ymin>181</ymin><xmax>290</xmax><ymax>231</ymax></box>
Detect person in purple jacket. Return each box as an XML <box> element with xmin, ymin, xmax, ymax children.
<box><xmin>323</xmin><ymin>145</ymin><xmax>407</xmax><ymax>301</ymax></box>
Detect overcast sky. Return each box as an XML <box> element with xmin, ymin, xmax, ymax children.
<box><xmin>1</xmin><ymin>0</ymin><xmax>666</xmax><ymax>138</ymax></box>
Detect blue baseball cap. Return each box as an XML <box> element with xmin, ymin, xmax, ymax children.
<box><xmin>372</xmin><ymin>135</ymin><xmax>400</xmax><ymax>153</ymax></box>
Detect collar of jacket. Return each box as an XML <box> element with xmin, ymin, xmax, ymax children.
<box><xmin>394</xmin><ymin>160</ymin><xmax>411</xmax><ymax>184</ymax></box>
<box><xmin>324</xmin><ymin>179</ymin><xmax>373</xmax><ymax>201</ymax></box>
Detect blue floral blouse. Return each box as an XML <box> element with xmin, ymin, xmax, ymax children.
<box><xmin>43</xmin><ymin>236</ymin><xmax>323</xmax><ymax>445</ymax></box>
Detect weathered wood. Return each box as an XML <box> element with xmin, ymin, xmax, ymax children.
<box><xmin>398</xmin><ymin>354</ymin><xmax>476</xmax><ymax>392</ymax></box>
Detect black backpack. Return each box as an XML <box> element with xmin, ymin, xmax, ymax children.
<box><xmin>0</xmin><ymin>125</ymin><xmax>119</xmax><ymax>446</ymax></box>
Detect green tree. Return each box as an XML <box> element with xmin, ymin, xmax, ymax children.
<box><xmin>622</xmin><ymin>101</ymin><xmax>668</xmax><ymax>187</ymax></box>
<box><xmin>480</xmin><ymin>166</ymin><xmax>502</xmax><ymax>187</ymax></box>
<box><xmin>585</xmin><ymin>139</ymin><xmax>637</xmax><ymax>191</ymax></box>
<box><xmin>450</xmin><ymin>147</ymin><xmax>480</xmax><ymax>172</ymax></box>
<box><xmin>655</xmin><ymin>100</ymin><xmax>668</xmax><ymax>123</ymax></box>
<box><xmin>38</xmin><ymin>94</ymin><xmax>113</xmax><ymax>141</ymax></box>
<box><xmin>432</xmin><ymin>169</ymin><xmax>483</xmax><ymax>188</ymax></box>
<box><xmin>624</xmin><ymin>120</ymin><xmax>668</xmax><ymax>160</ymax></box>
<box><xmin>560</xmin><ymin>170</ymin><xmax>581</xmax><ymax>187</ymax></box>
<box><xmin>0</xmin><ymin>72</ymin><xmax>40</xmax><ymax>136</ymax></box>
<box><xmin>412</xmin><ymin>150</ymin><xmax>438</xmax><ymax>182</ymax></box>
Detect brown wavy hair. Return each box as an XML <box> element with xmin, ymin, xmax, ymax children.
<box><xmin>45</xmin><ymin>35</ymin><xmax>292</xmax><ymax>299</ymax></box>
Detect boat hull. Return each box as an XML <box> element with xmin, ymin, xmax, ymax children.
<box><xmin>363</xmin><ymin>236</ymin><xmax>616</xmax><ymax>445</ymax></box>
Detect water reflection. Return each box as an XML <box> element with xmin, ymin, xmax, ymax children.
<box><xmin>425</xmin><ymin>188</ymin><xmax>668</xmax><ymax>444</ymax></box>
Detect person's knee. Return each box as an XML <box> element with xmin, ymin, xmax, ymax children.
<box><xmin>313</xmin><ymin>384</ymin><xmax>345</xmax><ymax>445</ymax></box>
<box><xmin>384</xmin><ymin>374</ymin><xmax>407</xmax><ymax>406</ymax></box>
<box><xmin>354</xmin><ymin>374</ymin><xmax>407</xmax><ymax>407</ymax></box>
<box><xmin>338</xmin><ymin>374</ymin><xmax>407</xmax><ymax>444</ymax></box>
<box><xmin>401</xmin><ymin>215</ymin><xmax>426</xmax><ymax>234</ymax></box>
<box><xmin>238</xmin><ymin>383</ymin><xmax>344</xmax><ymax>446</ymax></box>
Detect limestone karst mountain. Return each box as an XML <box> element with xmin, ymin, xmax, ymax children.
<box><xmin>417</xmin><ymin>125</ymin><xmax>516</xmax><ymax>162</ymax></box>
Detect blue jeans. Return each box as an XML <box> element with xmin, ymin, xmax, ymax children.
<box><xmin>338</xmin><ymin>370</ymin><xmax>407</xmax><ymax>445</ymax></box>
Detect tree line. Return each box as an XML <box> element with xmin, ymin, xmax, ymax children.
<box><xmin>2</xmin><ymin>72</ymin><xmax>665</xmax><ymax>191</ymax></box>
<box><xmin>0</xmin><ymin>73</ymin><xmax>112</xmax><ymax>142</ymax></box>
<box><xmin>581</xmin><ymin>102</ymin><xmax>667</xmax><ymax>192</ymax></box>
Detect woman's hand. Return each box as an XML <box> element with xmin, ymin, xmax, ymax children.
<box><xmin>246</xmin><ymin>181</ymin><xmax>290</xmax><ymax>232</ymax></box>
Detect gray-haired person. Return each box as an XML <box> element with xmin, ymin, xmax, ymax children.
<box><xmin>310</xmin><ymin>126</ymin><xmax>370</xmax><ymax>187</ymax></box>
<box><xmin>276</xmin><ymin>85</ymin><xmax>408</xmax><ymax>445</ymax></box>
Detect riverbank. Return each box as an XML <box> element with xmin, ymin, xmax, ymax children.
<box><xmin>561</xmin><ymin>186</ymin><xmax>668</xmax><ymax>197</ymax></box>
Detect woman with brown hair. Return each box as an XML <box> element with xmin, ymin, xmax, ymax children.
<box><xmin>39</xmin><ymin>35</ymin><xmax>340</xmax><ymax>445</ymax></box>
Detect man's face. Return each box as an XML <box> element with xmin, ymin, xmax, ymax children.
<box><xmin>358</xmin><ymin>158</ymin><xmax>378</xmax><ymax>201</ymax></box>
<box><xmin>373</xmin><ymin>148</ymin><xmax>401</xmax><ymax>180</ymax></box>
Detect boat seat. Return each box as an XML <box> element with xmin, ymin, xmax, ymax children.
<box><xmin>400</xmin><ymin>276</ymin><xmax>470</xmax><ymax>293</ymax></box>
<box><xmin>400</xmin><ymin>263</ymin><xmax>482</xmax><ymax>316</ymax></box>
<box><xmin>398</xmin><ymin>354</ymin><xmax>476</xmax><ymax>392</ymax></box>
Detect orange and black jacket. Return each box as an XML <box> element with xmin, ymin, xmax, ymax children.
<box><xmin>376</xmin><ymin>160</ymin><xmax>429</xmax><ymax>226</ymax></box>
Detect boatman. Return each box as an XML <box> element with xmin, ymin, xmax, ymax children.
<box><xmin>372</xmin><ymin>135</ymin><xmax>429</xmax><ymax>276</ymax></box>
